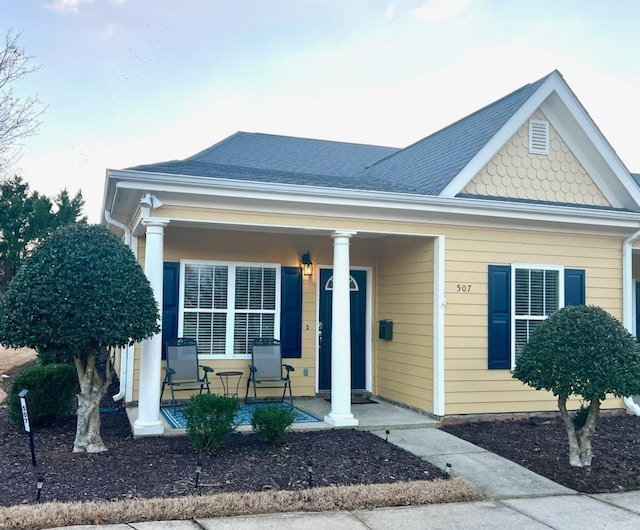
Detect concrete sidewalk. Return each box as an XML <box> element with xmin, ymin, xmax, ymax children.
<box><xmin>52</xmin><ymin>427</ymin><xmax>640</xmax><ymax>529</ymax></box>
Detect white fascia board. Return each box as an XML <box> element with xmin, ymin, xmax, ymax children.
<box><xmin>101</xmin><ymin>168</ymin><xmax>120</xmax><ymax>224</ymax></box>
<box><xmin>439</xmin><ymin>74</ymin><xmax>562</xmax><ymax>198</ymax></box>
<box><xmin>551</xmin><ymin>81</ymin><xmax>636</xmax><ymax>184</ymax></box>
<box><xmin>118</xmin><ymin>174</ymin><xmax>640</xmax><ymax>231</ymax></box>
<box><xmin>112</xmin><ymin>169</ymin><xmax>640</xmax><ymax>228</ymax></box>
<box><xmin>541</xmin><ymin>88</ymin><xmax>640</xmax><ymax>210</ymax></box>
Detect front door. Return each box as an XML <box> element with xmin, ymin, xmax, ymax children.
<box><xmin>318</xmin><ymin>268</ymin><xmax>367</xmax><ymax>392</ymax></box>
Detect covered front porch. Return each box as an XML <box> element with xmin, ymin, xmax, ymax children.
<box><xmin>121</xmin><ymin>215</ymin><xmax>444</xmax><ymax>437</ymax></box>
<box><xmin>124</xmin><ymin>395</ymin><xmax>440</xmax><ymax>436</ymax></box>
<box><xmin>102</xmin><ymin>164</ymin><xmax>451</xmax><ymax>436</ymax></box>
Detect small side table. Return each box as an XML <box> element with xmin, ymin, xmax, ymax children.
<box><xmin>217</xmin><ymin>371</ymin><xmax>243</xmax><ymax>398</ymax></box>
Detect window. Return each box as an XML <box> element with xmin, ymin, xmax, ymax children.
<box><xmin>180</xmin><ymin>261</ymin><xmax>280</xmax><ymax>357</ymax></box>
<box><xmin>512</xmin><ymin>264</ymin><xmax>563</xmax><ymax>365</ymax></box>
<box><xmin>324</xmin><ymin>274</ymin><xmax>359</xmax><ymax>291</ymax></box>
<box><xmin>488</xmin><ymin>265</ymin><xmax>583</xmax><ymax>370</ymax></box>
<box><xmin>529</xmin><ymin>119</ymin><xmax>549</xmax><ymax>155</ymax></box>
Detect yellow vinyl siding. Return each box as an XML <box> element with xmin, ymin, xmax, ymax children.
<box><xmin>441</xmin><ymin>223</ymin><xmax>623</xmax><ymax>415</ymax></box>
<box><xmin>375</xmin><ymin>236</ymin><xmax>434</xmax><ymax>412</ymax></box>
<box><xmin>129</xmin><ymin>212</ymin><xmax>627</xmax><ymax>417</ymax></box>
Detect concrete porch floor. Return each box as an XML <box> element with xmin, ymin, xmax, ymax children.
<box><xmin>125</xmin><ymin>396</ymin><xmax>439</xmax><ymax>436</ymax></box>
<box><xmin>293</xmin><ymin>397</ymin><xmax>439</xmax><ymax>431</ymax></box>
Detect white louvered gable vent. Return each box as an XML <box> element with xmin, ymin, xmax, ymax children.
<box><xmin>529</xmin><ymin>119</ymin><xmax>549</xmax><ymax>155</ymax></box>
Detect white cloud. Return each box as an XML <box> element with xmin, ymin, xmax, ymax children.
<box><xmin>44</xmin><ymin>0</ymin><xmax>93</xmax><ymax>14</ymax></box>
<box><xmin>112</xmin><ymin>0</ymin><xmax>127</xmax><ymax>5</ymax></box>
<box><xmin>385</xmin><ymin>4</ymin><xmax>396</xmax><ymax>19</ymax></box>
<box><xmin>410</xmin><ymin>0</ymin><xmax>469</xmax><ymax>22</ymax></box>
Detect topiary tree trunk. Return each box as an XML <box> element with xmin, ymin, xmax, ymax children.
<box><xmin>557</xmin><ymin>396</ymin><xmax>600</xmax><ymax>467</ymax></box>
<box><xmin>73</xmin><ymin>351</ymin><xmax>112</xmax><ymax>453</ymax></box>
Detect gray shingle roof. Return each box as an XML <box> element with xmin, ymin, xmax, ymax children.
<box><xmin>127</xmin><ymin>72</ymin><xmax>565</xmax><ymax>198</ymax></box>
<box><xmin>366</xmin><ymin>72</ymin><xmax>554</xmax><ymax>194</ymax></box>
<box><xmin>189</xmin><ymin>132</ymin><xmax>399</xmax><ymax>177</ymax></box>
<box><xmin>128</xmin><ymin>160</ymin><xmax>428</xmax><ymax>194</ymax></box>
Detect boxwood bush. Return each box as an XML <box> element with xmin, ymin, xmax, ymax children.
<box><xmin>8</xmin><ymin>363</ymin><xmax>79</xmax><ymax>426</ymax></box>
<box><xmin>182</xmin><ymin>393</ymin><xmax>239</xmax><ymax>452</ymax></box>
<box><xmin>251</xmin><ymin>405</ymin><xmax>295</xmax><ymax>444</ymax></box>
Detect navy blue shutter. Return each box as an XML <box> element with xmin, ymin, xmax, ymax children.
<box><xmin>280</xmin><ymin>266</ymin><xmax>302</xmax><ymax>358</ymax></box>
<box><xmin>488</xmin><ymin>265</ymin><xmax>511</xmax><ymax>369</ymax></box>
<box><xmin>162</xmin><ymin>262</ymin><xmax>180</xmax><ymax>360</ymax></box>
<box><xmin>564</xmin><ymin>269</ymin><xmax>585</xmax><ymax>306</ymax></box>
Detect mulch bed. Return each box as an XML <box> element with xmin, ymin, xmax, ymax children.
<box><xmin>0</xmin><ymin>399</ymin><xmax>447</xmax><ymax>507</ymax></box>
<box><xmin>442</xmin><ymin>414</ymin><xmax>640</xmax><ymax>494</ymax></box>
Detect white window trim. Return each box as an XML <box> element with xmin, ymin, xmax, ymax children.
<box><xmin>178</xmin><ymin>259</ymin><xmax>281</xmax><ymax>359</ymax></box>
<box><xmin>529</xmin><ymin>119</ymin><xmax>549</xmax><ymax>155</ymax></box>
<box><xmin>510</xmin><ymin>263</ymin><xmax>564</xmax><ymax>369</ymax></box>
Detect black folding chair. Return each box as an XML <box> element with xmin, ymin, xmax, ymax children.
<box><xmin>161</xmin><ymin>338</ymin><xmax>213</xmax><ymax>412</ymax></box>
<box><xmin>245</xmin><ymin>338</ymin><xmax>294</xmax><ymax>407</ymax></box>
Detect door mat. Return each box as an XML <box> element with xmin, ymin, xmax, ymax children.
<box><xmin>325</xmin><ymin>397</ymin><xmax>378</xmax><ymax>405</ymax></box>
<box><xmin>160</xmin><ymin>403</ymin><xmax>321</xmax><ymax>429</ymax></box>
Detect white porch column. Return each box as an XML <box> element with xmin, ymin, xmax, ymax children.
<box><xmin>134</xmin><ymin>218</ymin><xmax>169</xmax><ymax>436</ymax></box>
<box><xmin>325</xmin><ymin>230</ymin><xmax>358</xmax><ymax>427</ymax></box>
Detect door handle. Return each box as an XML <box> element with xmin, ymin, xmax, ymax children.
<box><xmin>318</xmin><ymin>322</ymin><xmax>323</xmax><ymax>347</ymax></box>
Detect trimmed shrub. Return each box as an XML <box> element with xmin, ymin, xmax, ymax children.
<box><xmin>8</xmin><ymin>363</ymin><xmax>79</xmax><ymax>426</ymax></box>
<box><xmin>251</xmin><ymin>405</ymin><xmax>295</xmax><ymax>444</ymax></box>
<box><xmin>182</xmin><ymin>393</ymin><xmax>239</xmax><ymax>453</ymax></box>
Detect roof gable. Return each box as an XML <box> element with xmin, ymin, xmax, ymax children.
<box><xmin>438</xmin><ymin>71</ymin><xmax>640</xmax><ymax>210</ymax></box>
<box><xmin>365</xmin><ymin>72</ymin><xmax>554</xmax><ymax>194</ymax></box>
<box><xmin>462</xmin><ymin>109</ymin><xmax>611</xmax><ymax>207</ymax></box>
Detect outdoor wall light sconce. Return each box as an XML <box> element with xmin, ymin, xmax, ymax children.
<box><xmin>301</xmin><ymin>251</ymin><xmax>313</xmax><ymax>277</ymax></box>
<box><xmin>36</xmin><ymin>476</ymin><xmax>44</xmax><ymax>503</ymax></box>
<box><xmin>194</xmin><ymin>460</ymin><xmax>202</xmax><ymax>488</ymax></box>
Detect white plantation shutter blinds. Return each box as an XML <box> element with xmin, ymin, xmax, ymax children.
<box><xmin>182</xmin><ymin>264</ymin><xmax>229</xmax><ymax>355</ymax></box>
<box><xmin>234</xmin><ymin>266</ymin><xmax>277</xmax><ymax>355</ymax></box>
<box><xmin>181</xmin><ymin>262</ymin><xmax>278</xmax><ymax>357</ymax></box>
<box><xmin>514</xmin><ymin>267</ymin><xmax>559</xmax><ymax>359</ymax></box>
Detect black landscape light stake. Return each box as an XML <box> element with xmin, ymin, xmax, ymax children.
<box><xmin>195</xmin><ymin>460</ymin><xmax>202</xmax><ymax>488</ymax></box>
<box><xmin>307</xmin><ymin>459</ymin><xmax>314</xmax><ymax>487</ymax></box>
<box><xmin>18</xmin><ymin>389</ymin><xmax>37</xmax><ymax>466</ymax></box>
<box><xmin>36</xmin><ymin>476</ymin><xmax>44</xmax><ymax>503</ymax></box>
<box><xmin>385</xmin><ymin>429</ymin><xmax>390</xmax><ymax>443</ymax></box>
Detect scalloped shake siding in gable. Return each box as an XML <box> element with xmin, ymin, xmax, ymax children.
<box><xmin>463</xmin><ymin>110</ymin><xmax>611</xmax><ymax>207</ymax></box>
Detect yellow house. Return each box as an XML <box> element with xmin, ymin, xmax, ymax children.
<box><xmin>101</xmin><ymin>70</ymin><xmax>640</xmax><ymax>436</ymax></box>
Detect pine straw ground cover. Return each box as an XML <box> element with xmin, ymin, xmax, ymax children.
<box><xmin>0</xmin><ymin>373</ymin><xmax>482</xmax><ymax>529</ymax></box>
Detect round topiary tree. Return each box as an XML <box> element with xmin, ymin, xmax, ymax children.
<box><xmin>513</xmin><ymin>305</ymin><xmax>640</xmax><ymax>467</ymax></box>
<box><xmin>0</xmin><ymin>224</ymin><xmax>159</xmax><ymax>453</ymax></box>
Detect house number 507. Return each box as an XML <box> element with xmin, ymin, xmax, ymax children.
<box><xmin>457</xmin><ymin>284</ymin><xmax>472</xmax><ymax>293</ymax></box>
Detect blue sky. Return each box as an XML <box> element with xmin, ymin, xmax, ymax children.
<box><xmin>4</xmin><ymin>0</ymin><xmax>640</xmax><ymax>221</ymax></box>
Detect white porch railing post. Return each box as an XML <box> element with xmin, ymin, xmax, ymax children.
<box><xmin>134</xmin><ymin>218</ymin><xmax>169</xmax><ymax>435</ymax></box>
<box><xmin>325</xmin><ymin>230</ymin><xmax>358</xmax><ymax>427</ymax></box>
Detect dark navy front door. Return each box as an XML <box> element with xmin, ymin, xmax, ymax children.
<box><xmin>318</xmin><ymin>268</ymin><xmax>367</xmax><ymax>392</ymax></box>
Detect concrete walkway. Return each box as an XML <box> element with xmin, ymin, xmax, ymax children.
<box><xmin>52</xmin><ymin>424</ymin><xmax>640</xmax><ymax>529</ymax></box>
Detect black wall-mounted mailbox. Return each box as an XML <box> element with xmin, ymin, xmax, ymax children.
<box><xmin>379</xmin><ymin>319</ymin><xmax>393</xmax><ymax>341</ymax></box>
